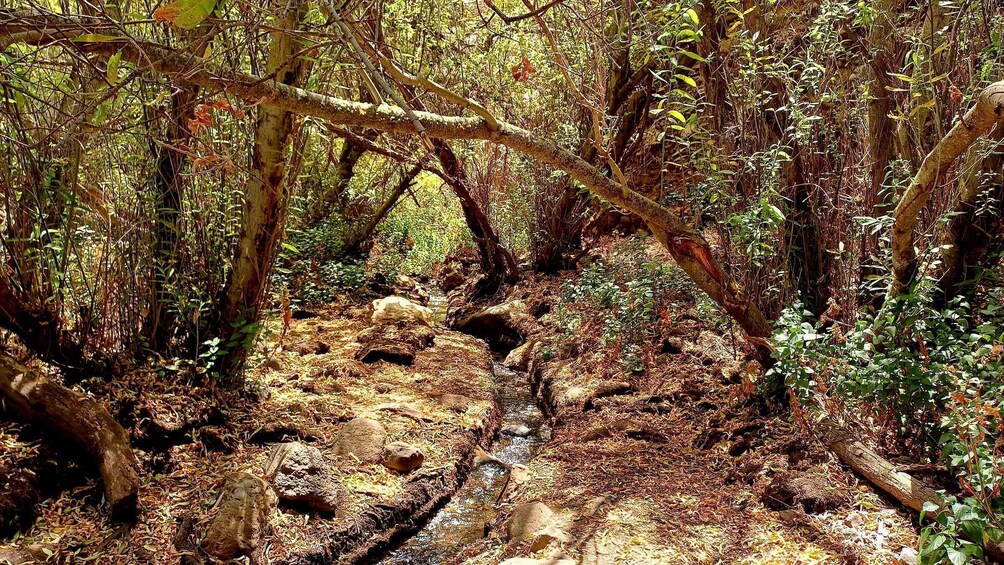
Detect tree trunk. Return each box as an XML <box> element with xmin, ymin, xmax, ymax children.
<box><xmin>0</xmin><ymin>352</ymin><xmax>139</xmax><ymax>519</ymax></box>
<box><xmin>216</xmin><ymin>0</ymin><xmax>309</xmax><ymax>381</ymax></box>
<box><xmin>889</xmin><ymin>81</ymin><xmax>1004</xmax><ymax>298</ymax></box>
<box><xmin>342</xmin><ymin>164</ymin><xmax>421</xmax><ymax>257</ymax></box>
<box><xmin>816</xmin><ymin>415</ymin><xmax>1004</xmax><ymax>562</ymax></box>
<box><xmin>148</xmin><ymin>86</ymin><xmax>198</xmax><ymax>352</ymax></box>
<box><xmin>9</xmin><ymin>21</ymin><xmax>776</xmax><ymax>353</ymax></box>
<box><xmin>937</xmin><ymin>126</ymin><xmax>1004</xmax><ymax>297</ymax></box>
<box><xmin>432</xmin><ymin>139</ymin><xmax>519</xmax><ymax>293</ymax></box>
<box><xmin>861</xmin><ymin>0</ymin><xmax>900</xmax><ymax>297</ymax></box>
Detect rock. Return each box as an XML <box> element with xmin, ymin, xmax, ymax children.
<box><xmin>761</xmin><ymin>472</ymin><xmax>843</xmax><ymax>514</ymax></box>
<box><xmin>897</xmin><ymin>546</ymin><xmax>918</xmax><ymax>565</ymax></box>
<box><xmin>356</xmin><ymin>342</ymin><xmax>416</xmax><ymax>365</ymax></box>
<box><xmin>355</xmin><ymin>322</ymin><xmax>437</xmax><ymax>366</ymax></box>
<box><xmin>503</xmin><ymin>339</ymin><xmax>537</xmax><ymax>371</ymax></box>
<box><xmin>287</xmin><ymin>340</ymin><xmax>330</xmax><ymax>355</ymax></box>
<box><xmin>374</xmin><ymin>383</ymin><xmax>393</xmax><ymax>394</ymax></box>
<box><xmin>510</xmin><ymin>464</ymin><xmax>530</xmax><ymax>484</ymax></box>
<box><xmin>529</xmin><ymin>521</ymin><xmax>571</xmax><ymax>551</ymax></box>
<box><xmin>441</xmin><ymin>265</ymin><xmax>465</xmax><ymax>292</ymax></box>
<box><xmin>396</xmin><ymin>274</ymin><xmax>416</xmax><ymax>290</ymax></box>
<box><xmin>508</xmin><ymin>501</ymin><xmax>555</xmax><ymax>541</ymax></box>
<box><xmin>371</xmin><ymin>296</ymin><xmax>433</xmax><ymax>326</ymax></box>
<box><xmin>437</xmin><ymin>393</ymin><xmax>472</xmax><ymax>412</ymax></box>
<box><xmin>334</xmin><ymin>418</ymin><xmax>387</xmax><ymax>464</ymax></box>
<box><xmin>264</xmin><ymin>357</ymin><xmax>283</xmax><ymax>371</ymax></box>
<box><xmin>264</xmin><ymin>443</ymin><xmax>342</xmax><ymax>514</ymax></box>
<box><xmin>382</xmin><ymin>442</ymin><xmax>425</xmax><ymax>473</ymax></box>
<box><xmin>0</xmin><ymin>546</ymin><xmax>53</xmax><ymax>564</ymax></box>
<box><xmin>201</xmin><ymin>473</ymin><xmax>276</xmax><ymax>560</ymax></box>
<box><xmin>375</xmin><ymin>402</ymin><xmax>425</xmax><ymax>422</ymax></box>
<box><xmin>456</xmin><ymin>300</ymin><xmax>533</xmax><ymax>350</ymax></box>
<box><xmin>501</xmin><ymin>423</ymin><xmax>532</xmax><ymax>437</ymax></box>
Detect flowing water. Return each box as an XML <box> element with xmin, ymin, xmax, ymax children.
<box><xmin>380</xmin><ymin>291</ymin><xmax>549</xmax><ymax>564</ymax></box>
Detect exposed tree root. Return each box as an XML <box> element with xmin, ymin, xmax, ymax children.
<box><xmin>0</xmin><ymin>352</ymin><xmax>139</xmax><ymax>520</ymax></box>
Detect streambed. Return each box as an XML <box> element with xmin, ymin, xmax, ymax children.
<box><xmin>380</xmin><ymin>287</ymin><xmax>548</xmax><ymax>563</ymax></box>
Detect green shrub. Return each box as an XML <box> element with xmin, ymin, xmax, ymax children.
<box><xmin>769</xmin><ymin>288</ymin><xmax>1004</xmax><ymax>564</ymax></box>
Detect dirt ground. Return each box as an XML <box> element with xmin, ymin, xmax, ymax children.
<box><xmin>0</xmin><ymin>239</ymin><xmax>924</xmax><ymax>564</ymax></box>
<box><xmin>458</xmin><ymin>241</ymin><xmax>919</xmax><ymax>564</ymax></box>
<box><xmin>0</xmin><ymin>304</ymin><xmax>498</xmax><ymax>563</ymax></box>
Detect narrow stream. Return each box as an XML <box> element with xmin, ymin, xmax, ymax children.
<box><xmin>380</xmin><ymin>291</ymin><xmax>550</xmax><ymax>564</ymax></box>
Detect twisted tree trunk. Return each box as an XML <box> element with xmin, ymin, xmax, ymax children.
<box><xmin>889</xmin><ymin>81</ymin><xmax>1004</xmax><ymax>298</ymax></box>
<box><xmin>216</xmin><ymin>0</ymin><xmax>309</xmax><ymax>381</ymax></box>
<box><xmin>342</xmin><ymin>163</ymin><xmax>421</xmax><ymax>257</ymax></box>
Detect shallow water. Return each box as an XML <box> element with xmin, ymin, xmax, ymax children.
<box><xmin>379</xmin><ymin>358</ymin><xmax>549</xmax><ymax>564</ymax></box>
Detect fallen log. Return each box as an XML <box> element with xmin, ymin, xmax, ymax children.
<box><xmin>0</xmin><ymin>352</ymin><xmax>139</xmax><ymax>519</ymax></box>
<box><xmin>815</xmin><ymin>415</ymin><xmax>1004</xmax><ymax>562</ymax></box>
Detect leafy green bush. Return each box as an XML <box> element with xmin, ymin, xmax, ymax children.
<box><xmin>769</xmin><ymin>289</ymin><xmax>1004</xmax><ymax>564</ymax></box>
<box><xmin>554</xmin><ymin>236</ymin><xmax>695</xmax><ymax>373</ymax></box>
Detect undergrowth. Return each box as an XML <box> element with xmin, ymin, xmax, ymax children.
<box><xmin>769</xmin><ymin>286</ymin><xmax>1004</xmax><ymax>564</ymax></box>
<box><xmin>552</xmin><ymin>236</ymin><xmax>699</xmax><ymax>374</ymax></box>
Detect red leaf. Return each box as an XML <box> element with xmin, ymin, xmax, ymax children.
<box><xmin>511</xmin><ymin>56</ymin><xmax>536</xmax><ymax>83</ymax></box>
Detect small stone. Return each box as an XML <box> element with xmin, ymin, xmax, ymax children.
<box><xmin>501</xmin><ymin>423</ymin><xmax>532</xmax><ymax>437</ymax></box>
<box><xmin>265</xmin><ymin>442</ymin><xmax>342</xmax><ymax>514</ymax></box>
<box><xmin>382</xmin><ymin>441</ymin><xmax>425</xmax><ymax>473</ymax></box>
<box><xmin>510</xmin><ymin>464</ymin><xmax>530</xmax><ymax>484</ymax></box>
<box><xmin>503</xmin><ymin>339</ymin><xmax>537</xmax><ymax>371</ymax></box>
<box><xmin>374</xmin><ymin>383</ymin><xmax>393</xmax><ymax>394</ymax></box>
<box><xmin>441</xmin><ymin>265</ymin><xmax>465</xmax><ymax>291</ymax></box>
<box><xmin>508</xmin><ymin>501</ymin><xmax>555</xmax><ymax>541</ymax></box>
<box><xmin>897</xmin><ymin>547</ymin><xmax>918</xmax><ymax>565</ymax></box>
<box><xmin>334</xmin><ymin>418</ymin><xmax>387</xmax><ymax>464</ymax></box>
<box><xmin>264</xmin><ymin>357</ymin><xmax>283</xmax><ymax>371</ymax></box>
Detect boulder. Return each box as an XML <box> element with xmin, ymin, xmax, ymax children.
<box><xmin>334</xmin><ymin>418</ymin><xmax>387</xmax><ymax>464</ymax></box>
<box><xmin>455</xmin><ymin>300</ymin><xmax>533</xmax><ymax>351</ymax></box>
<box><xmin>508</xmin><ymin>501</ymin><xmax>555</xmax><ymax>541</ymax></box>
<box><xmin>201</xmin><ymin>473</ymin><xmax>276</xmax><ymax>560</ymax></box>
<box><xmin>264</xmin><ymin>442</ymin><xmax>342</xmax><ymax>514</ymax></box>
<box><xmin>503</xmin><ymin>339</ymin><xmax>538</xmax><ymax>371</ymax></box>
<box><xmin>371</xmin><ymin>296</ymin><xmax>433</xmax><ymax>326</ymax></box>
<box><xmin>382</xmin><ymin>442</ymin><xmax>425</xmax><ymax>473</ymax></box>
<box><xmin>440</xmin><ymin>265</ymin><xmax>465</xmax><ymax>292</ymax></box>
<box><xmin>897</xmin><ymin>547</ymin><xmax>918</xmax><ymax>565</ymax></box>
<box><xmin>356</xmin><ymin>342</ymin><xmax>416</xmax><ymax>365</ymax></box>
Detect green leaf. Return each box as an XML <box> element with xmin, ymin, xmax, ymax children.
<box><xmin>106</xmin><ymin>50</ymin><xmax>122</xmax><ymax>84</ymax></box>
<box><xmin>667</xmin><ymin>110</ymin><xmax>686</xmax><ymax>123</ymax></box>
<box><xmin>675</xmin><ymin>73</ymin><xmax>697</xmax><ymax>87</ymax></box>
<box><xmin>686</xmin><ymin>8</ymin><xmax>699</xmax><ymax>25</ymax></box>
<box><xmin>70</xmin><ymin>34</ymin><xmax>123</xmax><ymax>42</ymax></box>
<box><xmin>154</xmin><ymin>0</ymin><xmax>216</xmax><ymax>30</ymax></box>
